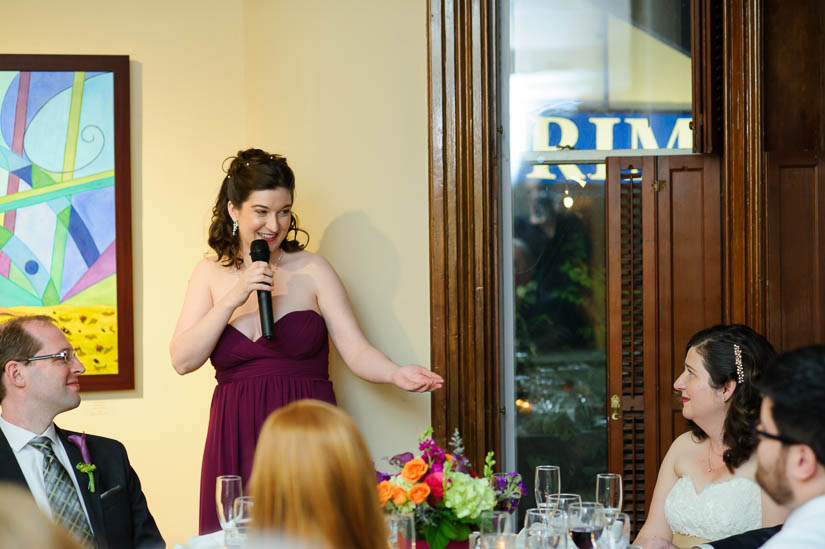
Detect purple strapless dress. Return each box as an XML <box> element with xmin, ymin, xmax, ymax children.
<box><xmin>198</xmin><ymin>309</ymin><xmax>336</xmax><ymax>534</ymax></box>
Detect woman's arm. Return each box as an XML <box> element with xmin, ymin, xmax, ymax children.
<box><xmin>633</xmin><ymin>434</ymin><xmax>687</xmax><ymax>547</ymax></box>
<box><xmin>169</xmin><ymin>258</ymin><xmax>272</xmax><ymax>374</ymax></box>
<box><xmin>312</xmin><ymin>256</ymin><xmax>443</xmax><ymax>391</ymax></box>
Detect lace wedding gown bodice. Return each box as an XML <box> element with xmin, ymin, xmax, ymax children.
<box><xmin>664</xmin><ymin>475</ymin><xmax>762</xmax><ymax>541</ymax></box>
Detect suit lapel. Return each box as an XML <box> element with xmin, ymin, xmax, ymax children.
<box><xmin>0</xmin><ymin>430</ymin><xmax>27</xmax><ymax>485</ymax></box>
<box><xmin>57</xmin><ymin>426</ymin><xmax>105</xmax><ymax>541</ymax></box>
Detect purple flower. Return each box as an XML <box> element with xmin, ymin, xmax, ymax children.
<box><xmin>492</xmin><ymin>472</ymin><xmax>524</xmax><ymax>513</ymax></box>
<box><xmin>376</xmin><ymin>470</ymin><xmax>391</xmax><ymax>483</ymax></box>
<box><xmin>67</xmin><ymin>432</ymin><xmax>96</xmax><ymax>493</ymax></box>
<box><xmin>419</xmin><ymin>439</ymin><xmax>447</xmax><ymax>468</ymax></box>
<box><xmin>389</xmin><ymin>452</ymin><xmax>415</xmax><ymax>468</ymax></box>
<box><xmin>67</xmin><ymin>432</ymin><xmax>92</xmax><ymax>464</ymax></box>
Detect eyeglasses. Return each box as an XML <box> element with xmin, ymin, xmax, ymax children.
<box><xmin>754</xmin><ymin>428</ymin><xmax>801</xmax><ymax>446</ymax></box>
<box><xmin>23</xmin><ymin>348</ymin><xmax>76</xmax><ymax>364</ymax></box>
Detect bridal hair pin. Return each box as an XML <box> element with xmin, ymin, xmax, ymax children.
<box><xmin>733</xmin><ymin>343</ymin><xmax>744</xmax><ymax>383</ymax></box>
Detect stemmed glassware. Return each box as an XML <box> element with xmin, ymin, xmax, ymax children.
<box><xmin>595</xmin><ymin>473</ymin><xmax>622</xmax><ymax>511</ymax></box>
<box><xmin>535</xmin><ymin>465</ymin><xmax>561</xmax><ymax>510</ymax></box>
<box><xmin>599</xmin><ymin>510</ymin><xmax>631</xmax><ymax>549</ymax></box>
<box><xmin>215</xmin><ymin>475</ymin><xmax>243</xmax><ymax>536</ymax></box>
<box><xmin>567</xmin><ymin>502</ymin><xmax>605</xmax><ymax>549</ymax></box>
<box><xmin>385</xmin><ymin>512</ymin><xmax>415</xmax><ymax>549</ymax></box>
<box><xmin>231</xmin><ymin>496</ymin><xmax>254</xmax><ymax>546</ymax></box>
<box><xmin>549</xmin><ymin>493</ymin><xmax>581</xmax><ymax>513</ymax></box>
<box><xmin>525</xmin><ymin>508</ymin><xmax>567</xmax><ymax>549</ymax></box>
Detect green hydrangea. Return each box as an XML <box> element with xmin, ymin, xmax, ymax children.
<box><xmin>442</xmin><ymin>471</ymin><xmax>496</xmax><ymax>519</ymax></box>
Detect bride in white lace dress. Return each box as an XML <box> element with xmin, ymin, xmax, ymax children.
<box><xmin>633</xmin><ymin>325</ymin><xmax>788</xmax><ymax>549</ymax></box>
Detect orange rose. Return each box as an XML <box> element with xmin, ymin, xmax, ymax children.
<box><xmin>392</xmin><ymin>485</ymin><xmax>408</xmax><ymax>505</ymax></box>
<box><xmin>408</xmin><ymin>483</ymin><xmax>431</xmax><ymax>504</ymax></box>
<box><xmin>445</xmin><ymin>453</ymin><xmax>454</xmax><ymax>461</ymax></box>
<box><xmin>378</xmin><ymin>481</ymin><xmax>394</xmax><ymax>506</ymax></box>
<box><xmin>401</xmin><ymin>457</ymin><xmax>429</xmax><ymax>483</ymax></box>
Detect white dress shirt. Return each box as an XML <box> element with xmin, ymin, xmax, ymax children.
<box><xmin>0</xmin><ymin>414</ymin><xmax>93</xmax><ymax>528</ymax></box>
<box><xmin>757</xmin><ymin>494</ymin><xmax>825</xmax><ymax>548</ymax></box>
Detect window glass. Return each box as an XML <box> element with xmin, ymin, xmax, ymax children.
<box><xmin>505</xmin><ymin>0</ymin><xmax>691</xmax><ymax>514</ymax></box>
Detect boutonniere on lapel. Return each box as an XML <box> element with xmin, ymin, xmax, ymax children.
<box><xmin>67</xmin><ymin>432</ymin><xmax>97</xmax><ymax>493</ymax></box>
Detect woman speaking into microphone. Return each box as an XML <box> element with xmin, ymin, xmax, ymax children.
<box><xmin>169</xmin><ymin>148</ymin><xmax>443</xmax><ymax>535</ymax></box>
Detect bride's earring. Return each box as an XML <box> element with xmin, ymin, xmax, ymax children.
<box><xmin>232</xmin><ymin>219</ymin><xmax>238</xmax><ymax>236</ymax></box>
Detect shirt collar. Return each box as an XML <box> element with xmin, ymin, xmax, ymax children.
<box><xmin>0</xmin><ymin>414</ymin><xmax>58</xmax><ymax>453</ymax></box>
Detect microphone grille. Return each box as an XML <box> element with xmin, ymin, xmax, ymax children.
<box><xmin>249</xmin><ymin>239</ymin><xmax>270</xmax><ymax>262</ymax></box>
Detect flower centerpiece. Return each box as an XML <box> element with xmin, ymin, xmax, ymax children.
<box><xmin>377</xmin><ymin>428</ymin><xmax>523</xmax><ymax>549</ymax></box>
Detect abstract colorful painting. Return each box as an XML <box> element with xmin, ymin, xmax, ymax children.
<box><xmin>0</xmin><ymin>55</ymin><xmax>133</xmax><ymax>391</ymax></box>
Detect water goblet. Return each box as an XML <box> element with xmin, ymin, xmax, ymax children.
<box><xmin>567</xmin><ymin>502</ymin><xmax>604</xmax><ymax>549</ymax></box>
<box><xmin>480</xmin><ymin>510</ymin><xmax>513</xmax><ymax>537</ymax></box>
<box><xmin>548</xmin><ymin>493</ymin><xmax>581</xmax><ymax>513</ymax></box>
<box><xmin>525</xmin><ymin>508</ymin><xmax>568</xmax><ymax>549</ymax></box>
<box><xmin>480</xmin><ymin>532</ymin><xmax>518</xmax><ymax>549</ymax></box>
<box><xmin>599</xmin><ymin>510</ymin><xmax>630</xmax><ymax>549</ymax></box>
<box><xmin>595</xmin><ymin>473</ymin><xmax>622</xmax><ymax>511</ymax></box>
<box><xmin>228</xmin><ymin>496</ymin><xmax>253</xmax><ymax>547</ymax></box>
<box><xmin>535</xmin><ymin>465</ymin><xmax>561</xmax><ymax>510</ymax></box>
<box><xmin>384</xmin><ymin>512</ymin><xmax>415</xmax><ymax>549</ymax></box>
<box><xmin>215</xmin><ymin>475</ymin><xmax>242</xmax><ymax>534</ymax></box>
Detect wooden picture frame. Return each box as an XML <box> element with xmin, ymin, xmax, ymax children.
<box><xmin>0</xmin><ymin>54</ymin><xmax>133</xmax><ymax>391</ymax></box>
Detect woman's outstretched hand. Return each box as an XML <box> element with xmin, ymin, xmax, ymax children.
<box><xmin>391</xmin><ymin>365</ymin><xmax>444</xmax><ymax>392</ymax></box>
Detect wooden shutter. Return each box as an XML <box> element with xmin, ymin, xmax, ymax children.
<box><xmin>606</xmin><ymin>155</ymin><xmax>722</xmax><ymax>535</ymax></box>
<box><xmin>606</xmin><ymin>157</ymin><xmax>659</xmax><ymax>533</ymax></box>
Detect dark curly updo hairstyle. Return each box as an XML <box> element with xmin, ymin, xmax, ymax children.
<box><xmin>208</xmin><ymin>148</ymin><xmax>309</xmax><ymax>268</ymax></box>
<box><xmin>685</xmin><ymin>324</ymin><xmax>776</xmax><ymax>471</ymax></box>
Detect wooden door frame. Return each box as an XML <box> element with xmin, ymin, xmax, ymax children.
<box><xmin>427</xmin><ymin>0</ymin><xmax>501</xmax><ymax>466</ymax></box>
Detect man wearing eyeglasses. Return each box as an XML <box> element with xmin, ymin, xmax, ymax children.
<box><xmin>745</xmin><ymin>344</ymin><xmax>825</xmax><ymax>548</ymax></box>
<box><xmin>0</xmin><ymin>315</ymin><xmax>164</xmax><ymax>548</ymax></box>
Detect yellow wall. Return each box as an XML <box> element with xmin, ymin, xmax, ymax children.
<box><xmin>0</xmin><ymin>1</ymin><xmax>432</xmax><ymax>545</ymax></box>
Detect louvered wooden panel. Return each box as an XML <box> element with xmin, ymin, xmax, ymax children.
<box><xmin>606</xmin><ymin>157</ymin><xmax>658</xmax><ymax>537</ymax></box>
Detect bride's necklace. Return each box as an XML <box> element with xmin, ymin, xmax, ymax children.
<box><xmin>707</xmin><ymin>440</ymin><xmax>725</xmax><ymax>472</ymax></box>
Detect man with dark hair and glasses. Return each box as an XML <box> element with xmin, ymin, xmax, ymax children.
<box><xmin>0</xmin><ymin>315</ymin><xmax>164</xmax><ymax>548</ymax></box>
<box><xmin>745</xmin><ymin>344</ymin><xmax>825</xmax><ymax>548</ymax></box>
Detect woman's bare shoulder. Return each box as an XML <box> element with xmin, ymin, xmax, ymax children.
<box><xmin>284</xmin><ymin>249</ymin><xmax>333</xmax><ymax>272</ymax></box>
<box><xmin>667</xmin><ymin>431</ymin><xmax>703</xmax><ymax>472</ymax></box>
<box><xmin>191</xmin><ymin>255</ymin><xmax>233</xmax><ymax>280</ymax></box>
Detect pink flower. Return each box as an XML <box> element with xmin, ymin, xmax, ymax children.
<box><xmin>424</xmin><ymin>471</ymin><xmax>446</xmax><ymax>504</ymax></box>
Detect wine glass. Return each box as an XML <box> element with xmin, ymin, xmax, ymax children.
<box><xmin>385</xmin><ymin>512</ymin><xmax>415</xmax><ymax>549</ymax></box>
<box><xmin>595</xmin><ymin>473</ymin><xmax>622</xmax><ymax>511</ymax></box>
<box><xmin>524</xmin><ymin>509</ymin><xmax>550</xmax><ymax>549</ymax></box>
<box><xmin>231</xmin><ymin>496</ymin><xmax>254</xmax><ymax>546</ymax></box>
<box><xmin>479</xmin><ymin>510</ymin><xmax>513</xmax><ymax>536</ymax></box>
<box><xmin>548</xmin><ymin>493</ymin><xmax>581</xmax><ymax>513</ymax></box>
<box><xmin>599</xmin><ymin>510</ymin><xmax>630</xmax><ymax>549</ymax></box>
<box><xmin>480</xmin><ymin>533</ymin><xmax>517</xmax><ymax>549</ymax></box>
<box><xmin>567</xmin><ymin>502</ymin><xmax>604</xmax><ymax>549</ymax></box>
<box><xmin>216</xmin><ymin>475</ymin><xmax>243</xmax><ymax>533</ymax></box>
<box><xmin>534</xmin><ymin>465</ymin><xmax>561</xmax><ymax>510</ymax></box>
<box><xmin>525</xmin><ymin>508</ymin><xmax>567</xmax><ymax>549</ymax></box>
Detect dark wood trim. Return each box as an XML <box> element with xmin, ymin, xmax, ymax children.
<box><xmin>427</xmin><ymin>0</ymin><xmax>501</xmax><ymax>467</ymax></box>
<box><xmin>0</xmin><ymin>54</ymin><xmax>134</xmax><ymax>391</ymax></box>
<box><xmin>691</xmin><ymin>0</ymin><xmax>724</xmax><ymax>154</ymax></box>
<box><xmin>722</xmin><ymin>0</ymin><xmax>765</xmax><ymax>331</ymax></box>
<box><xmin>765</xmin><ymin>152</ymin><xmax>825</xmax><ymax>351</ymax></box>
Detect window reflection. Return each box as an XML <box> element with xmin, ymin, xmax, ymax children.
<box><xmin>505</xmin><ymin>0</ymin><xmax>691</xmax><ymax>515</ymax></box>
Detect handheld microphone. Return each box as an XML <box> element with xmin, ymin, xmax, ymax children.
<box><xmin>249</xmin><ymin>239</ymin><xmax>274</xmax><ymax>340</ymax></box>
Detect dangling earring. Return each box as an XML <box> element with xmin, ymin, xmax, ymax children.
<box><xmin>232</xmin><ymin>219</ymin><xmax>238</xmax><ymax>236</ymax></box>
